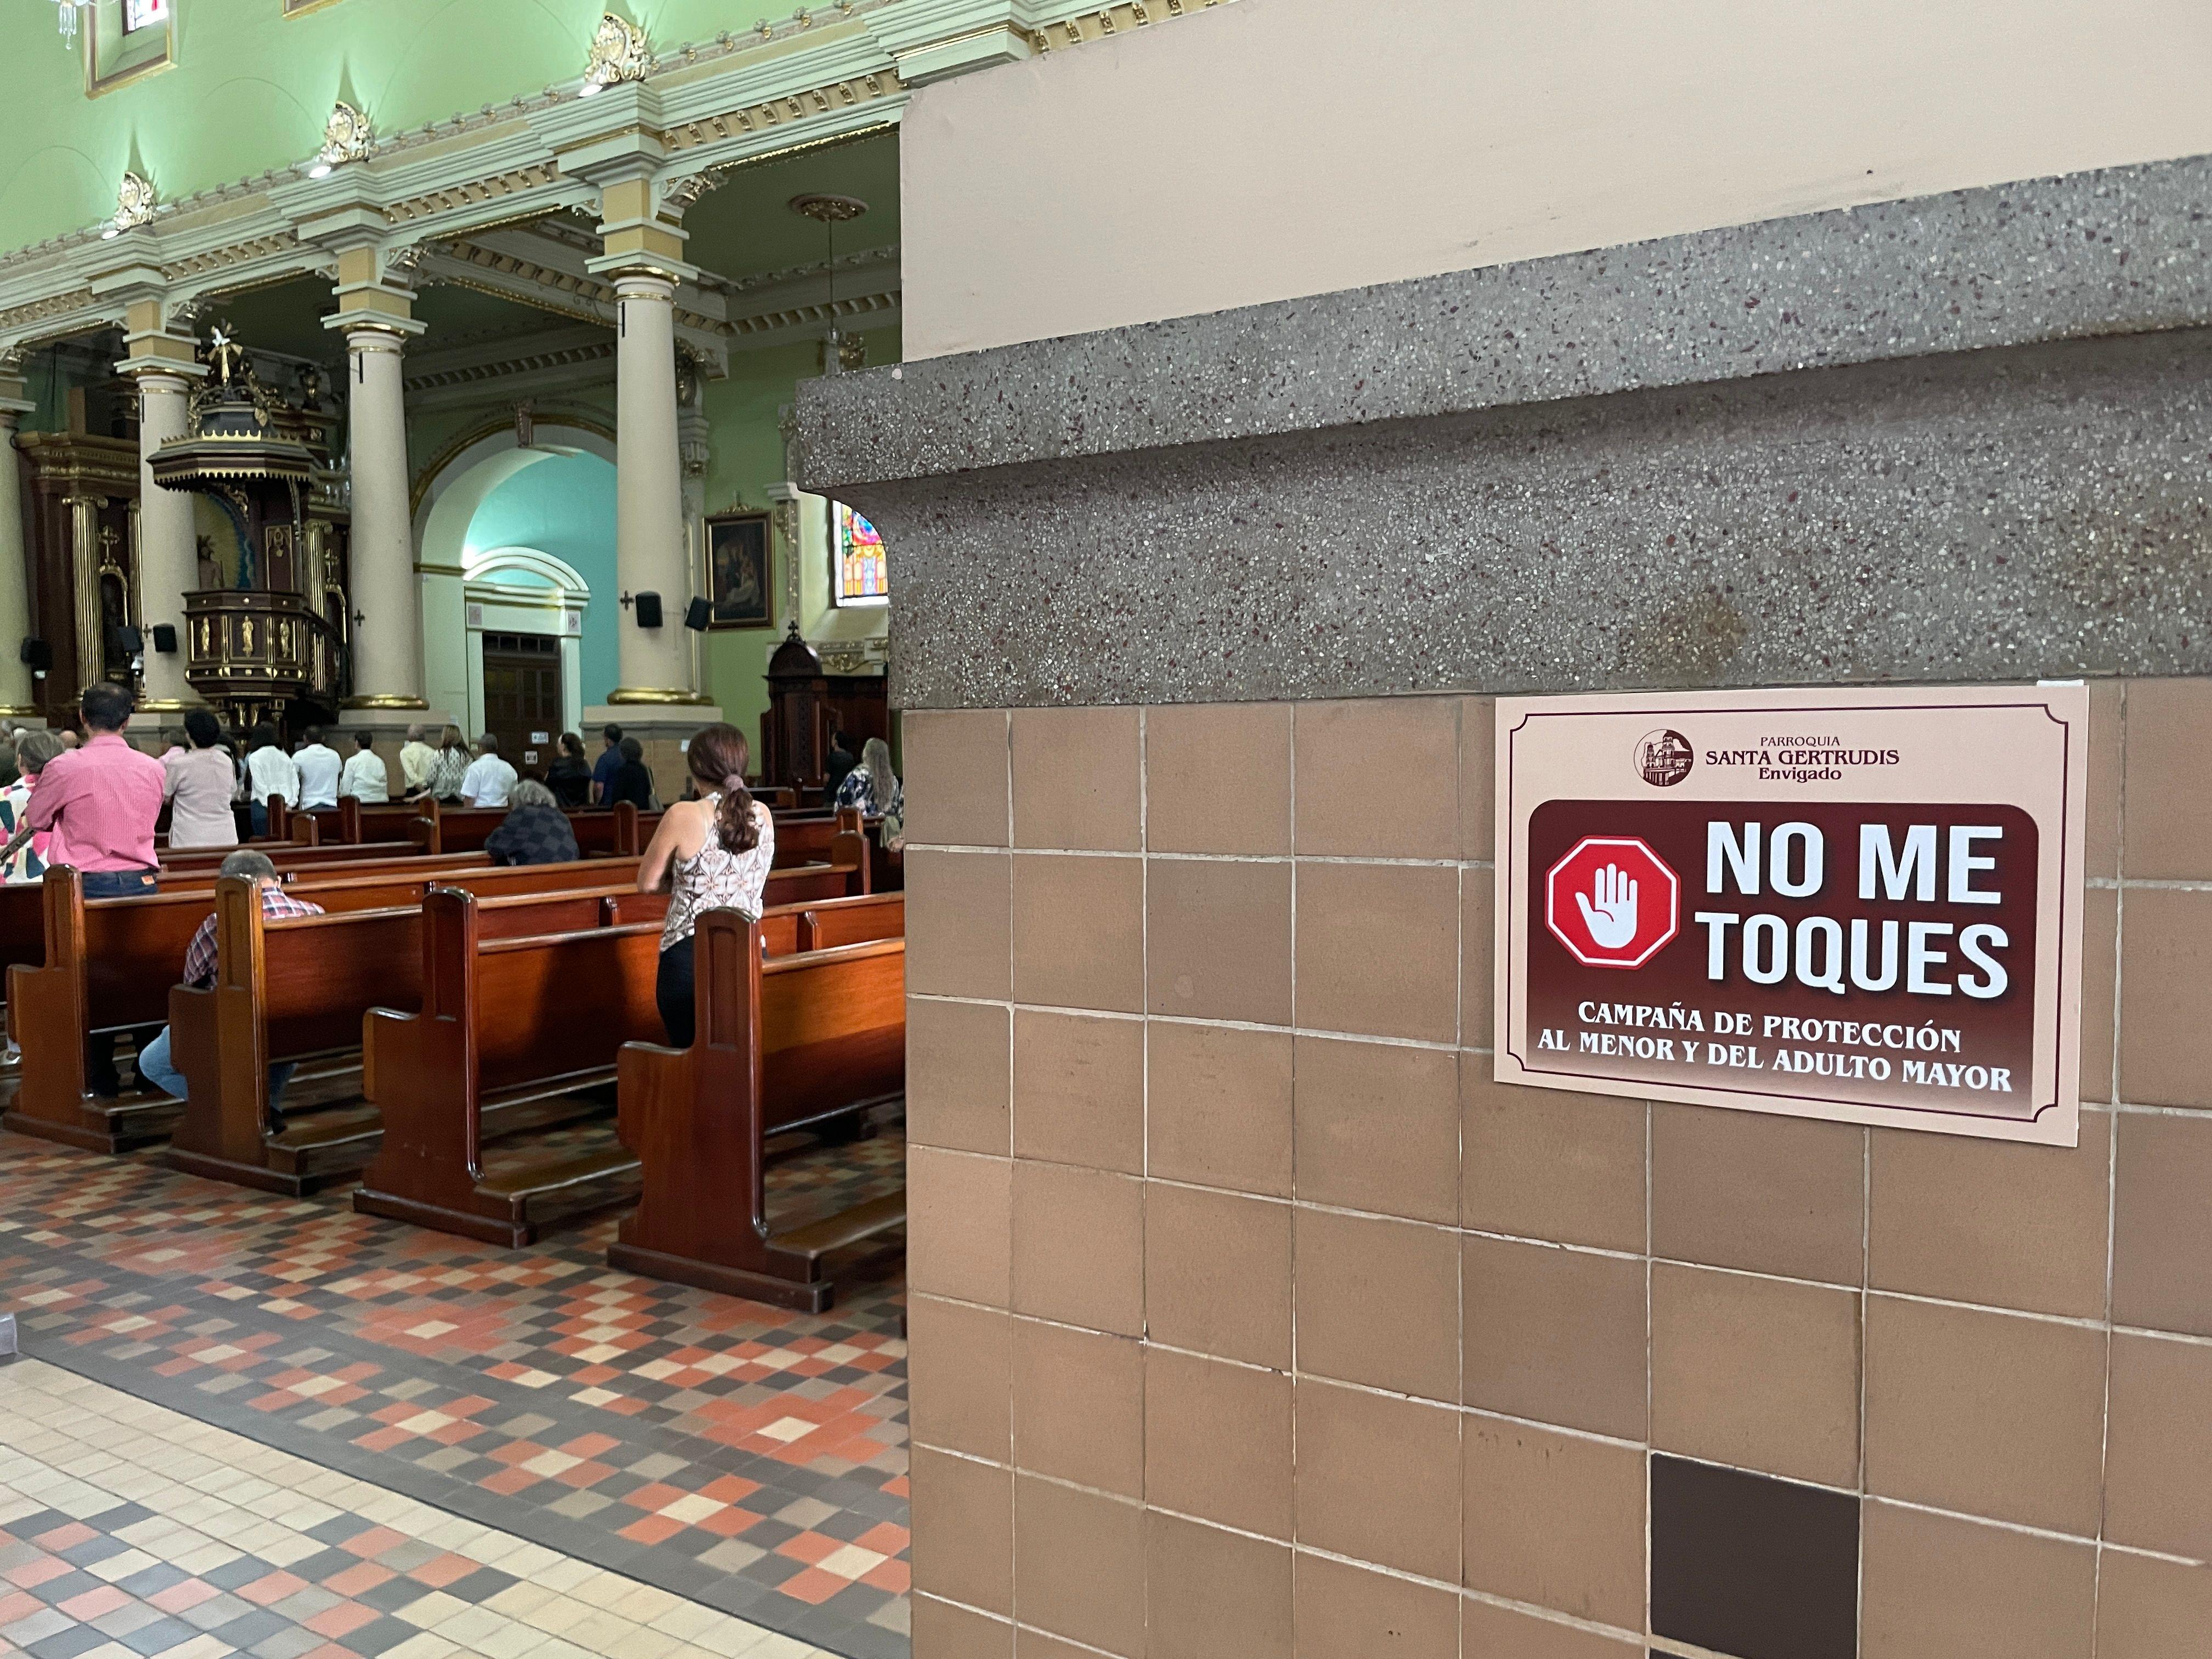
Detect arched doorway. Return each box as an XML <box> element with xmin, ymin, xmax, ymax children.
<box><xmin>410</xmin><ymin>418</ymin><xmax>617</xmax><ymax>740</ymax></box>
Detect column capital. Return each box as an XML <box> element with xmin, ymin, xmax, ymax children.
<box><xmin>114</xmin><ymin>353</ymin><xmax>202</xmax><ymax>387</ymax></box>
<box><xmin>596</xmin><ymin>262</ymin><xmax>692</xmax><ymax>297</ymax></box>
<box><xmin>326</xmin><ymin>310</ymin><xmax>427</xmax><ymax>344</ymax></box>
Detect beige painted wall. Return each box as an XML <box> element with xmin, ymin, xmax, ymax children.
<box><xmin>901</xmin><ymin>0</ymin><xmax>2212</xmax><ymax>358</ymax></box>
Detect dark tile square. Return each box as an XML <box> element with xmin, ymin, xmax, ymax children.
<box><xmin>116</xmin><ymin>1562</ymin><xmax>191</xmax><ymax>1598</ymax></box>
<box><xmin>341</xmin><ymin>1612</ymin><xmax>430</xmax><ymax>1656</ymax></box>
<box><xmin>1651</xmin><ymin>1454</ymin><xmax>1858</xmax><ymax>1659</ymax></box>
<box><xmin>57</xmin><ymin>1535</ymin><xmax>126</xmax><ymax>1568</ymax></box>
<box><xmin>354</xmin><ymin>1574</ymin><xmax>432</xmax><ymax>1614</ymax></box>
<box><xmin>287</xmin><ymin>1546</ymin><xmax>365</xmax><ymax>1584</ymax></box>
<box><xmin>442</xmin><ymin>1566</ymin><xmax>518</xmax><ymax>1604</ymax></box>
<box><xmin>207</xmin><ymin>1609</ymin><xmax>292</xmax><ymax>1650</ymax></box>
<box><xmin>203</xmin><ymin>1556</ymin><xmax>276</xmax><ymax>1592</ymax></box>
<box><xmin>31</xmin><ymin>1570</ymin><xmax>103</xmax><ymax>1604</ymax></box>
<box><xmin>306</xmin><ymin>1515</ymin><xmax>374</xmax><ymax>1547</ymax></box>
<box><xmin>121</xmin><ymin>1615</ymin><xmax>199</xmax><ymax>1655</ymax></box>
<box><xmin>83</xmin><ymin>1503</ymin><xmax>154</xmax><ymax>1533</ymax></box>
<box><xmin>27</xmin><ymin>1627</ymin><xmax>108</xmax><ymax>1659</ymax></box>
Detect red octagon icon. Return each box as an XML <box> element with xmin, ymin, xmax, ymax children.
<box><xmin>1545</xmin><ymin>836</ymin><xmax>1680</xmax><ymax>969</ymax></box>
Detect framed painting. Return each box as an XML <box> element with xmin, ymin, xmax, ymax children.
<box><xmin>704</xmin><ymin>511</ymin><xmax>773</xmax><ymax>629</ymax></box>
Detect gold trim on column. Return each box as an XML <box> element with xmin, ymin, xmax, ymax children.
<box><xmin>342</xmin><ymin>693</ymin><xmax>431</xmax><ymax>710</ymax></box>
<box><xmin>607</xmin><ymin>687</ymin><xmax>713</xmax><ymax>706</ymax></box>
<box><xmin>67</xmin><ymin>495</ymin><xmax>103</xmax><ymax>697</ymax></box>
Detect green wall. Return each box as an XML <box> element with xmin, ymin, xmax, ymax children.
<box><xmin>0</xmin><ymin>0</ymin><xmax>871</xmax><ymax>252</ymax></box>
<box><xmin>696</xmin><ymin>325</ymin><xmax>898</xmax><ymax>756</ymax></box>
<box><xmin>464</xmin><ymin>447</ymin><xmax>619</xmax><ymax>707</ymax></box>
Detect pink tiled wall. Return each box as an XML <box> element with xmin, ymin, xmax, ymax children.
<box><xmin>899</xmin><ymin>681</ymin><xmax>2212</xmax><ymax>1658</ymax></box>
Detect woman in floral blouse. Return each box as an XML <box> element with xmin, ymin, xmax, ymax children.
<box><xmin>833</xmin><ymin>736</ymin><xmax>902</xmax><ymax>821</ymax></box>
<box><xmin>0</xmin><ymin>730</ymin><xmax>65</xmax><ymax>885</ymax></box>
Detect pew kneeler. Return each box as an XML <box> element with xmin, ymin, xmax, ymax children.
<box><xmin>609</xmin><ymin>907</ymin><xmax>906</xmax><ymax>1313</ymax></box>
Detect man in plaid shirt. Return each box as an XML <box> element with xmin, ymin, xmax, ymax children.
<box><xmin>136</xmin><ymin>849</ymin><xmax>324</xmax><ymax>1131</ymax></box>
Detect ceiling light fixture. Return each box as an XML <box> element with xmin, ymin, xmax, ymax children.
<box><xmin>791</xmin><ymin>193</ymin><xmax>867</xmax><ymax>373</ymax></box>
<box><xmin>53</xmin><ymin>0</ymin><xmax>89</xmax><ymax>47</ymax></box>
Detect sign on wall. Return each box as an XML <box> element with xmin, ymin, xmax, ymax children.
<box><xmin>1494</xmin><ymin>685</ymin><xmax>2088</xmax><ymax>1146</ymax></box>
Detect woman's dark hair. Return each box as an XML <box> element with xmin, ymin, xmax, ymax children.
<box><xmin>249</xmin><ymin>722</ymin><xmax>279</xmax><ymax>751</ymax></box>
<box><xmin>686</xmin><ymin>723</ymin><xmax>759</xmax><ymax>854</ymax></box>
<box><xmin>559</xmin><ymin>731</ymin><xmax>584</xmax><ymax>759</ymax></box>
<box><xmin>184</xmin><ymin>708</ymin><xmax>222</xmax><ymax>749</ymax></box>
<box><xmin>618</xmin><ymin>736</ymin><xmax>643</xmax><ymax>763</ymax></box>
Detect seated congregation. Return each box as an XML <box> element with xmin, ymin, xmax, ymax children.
<box><xmin>0</xmin><ymin>685</ymin><xmax>907</xmax><ymax>1313</ymax></box>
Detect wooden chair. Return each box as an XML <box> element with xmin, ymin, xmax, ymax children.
<box><xmin>608</xmin><ymin>906</ymin><xmax>906</xmax><ymax>1311</ymax></box>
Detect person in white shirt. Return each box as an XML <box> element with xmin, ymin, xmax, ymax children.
<box><xmin>460</xmin><ymin>733</ymin><xmax>518</xmax><ymax>808</ymax></box>
<box><xmin>293</xmin><ymin>725</ymin><xmax>342</xmax><ymax>810</ymax></box>
<box><xmin>338</xmin><ymin>730</ymin><xmax>389</xmax><ymax>803</ymax></box>
<box><xmin>242</xmin><ymin>724</ymin><xmax>300</xmax><ymax>838</ymax></box>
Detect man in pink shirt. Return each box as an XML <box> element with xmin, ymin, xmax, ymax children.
<box><xmin>0</xmin><ymin>682</ymin><xmax>166</xmax><ymax>1093</ymax></box>
<box><xmin>14</xmin><ymin>683</ymin><xmax>165</xmax><ymax>893</ymax></box>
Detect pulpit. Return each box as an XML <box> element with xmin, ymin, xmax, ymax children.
<box><xmin>148</xmin><ymin>334</ymin><xmax>351</xmax><ymax>736</ymax></box>
<box><xmin>758</xmin><ymin>622</ymin><xmax>889</xmax><ymax>797</ymax></box>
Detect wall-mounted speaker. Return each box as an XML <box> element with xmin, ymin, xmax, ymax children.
<box><xmin>18</xmin><ymin>639</ymin><xmax>48</xmax><ymax>671</ymax></box>
<box><xmin>109</xmin><ymin>624</ymin><xmax>144</xmax><ymax>655</ymax></box>
<box><xmin>150</xmin><ymin>623</ymin><xmax>178</xmax><ymax>654</ymax></box>
<box><xmin>634</xmin><ymin>591</ymin><xmax>663</xmax><ymax>629</ymax></box>
<box><xmin>684</xmin><ymin>597</ymin><xmax>712</xmax><ymax>631</ymax></box>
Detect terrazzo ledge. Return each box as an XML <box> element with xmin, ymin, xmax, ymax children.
<box><xmin>797</xmin><ymin>150</ymin><xmax>2212</xmax><ymax>488</ymax></box>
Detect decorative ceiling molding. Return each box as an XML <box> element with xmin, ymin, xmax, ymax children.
<box><xmin>1024</xmin><ymin>0</ymin><xmax>1232</xmax><ymax>53</ymax></box>
<box><xmin>382</xmin><ymin>162</ymin><xmax>566</xmax><ymax>227</ymax></box>
<box><xmin>0</xmin><ymin>0</ymin><xmax>1223</xmax><ymax>352</ymax></box>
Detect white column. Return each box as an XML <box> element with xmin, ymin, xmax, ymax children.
<box><xmin>132</xmin><ymin>370</ymin><xmax>199</xmax><ymax>710</ymax></box>
<box><xmin>342</xmin><ymin>325</ymin><xmax>426</xmax><ymax>708</ymax></box>
<box><xmin>679</xmin><ymin>399</ymin><xmax>710</xmax><ymax>698</ymax></box>
<box><xmin>611</xmin><ymin>274</ymin><xmax>697</xmax><ymax>701</ymax></box>
<box><xmin>0</xmin><ymin>398</ymin><xmax>38</xmax><ymax>713</ymax></box>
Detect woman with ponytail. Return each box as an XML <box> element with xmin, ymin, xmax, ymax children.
<box><xmin>636</xmin><ymin>723</ymin><xmax>777</xmax><ymax>1046</ymax></box>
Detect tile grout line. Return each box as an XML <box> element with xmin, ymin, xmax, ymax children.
<box><xmin>2092</xmin><ymin>679</ymin><xmax>2126</xmax><ymax>1652</ymax></box>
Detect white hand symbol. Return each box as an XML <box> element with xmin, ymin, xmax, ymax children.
<box><xmin>1576</xmin><ymin>864</ymin><xmax>1639</xmax><ymax>950</ymax></box>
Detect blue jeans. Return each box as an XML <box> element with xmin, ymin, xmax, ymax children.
<box><xmin>80</xmin><ymin>868</ymin><xmax>156</xmax><ymax>899</ymax></box>
<box><xmin>248</xmin><ymin>803</ymin><xmax>268</xmax><ymax>839</ymax></box>
<box><xmin>136</xmin><ymin>1026</ymin><xmax>296</xmax><ymax>1124</ymax></box>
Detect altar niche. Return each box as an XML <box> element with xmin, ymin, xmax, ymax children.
<box><xmin>149</xmin><ymin>332</ymin><xmax>353</xmax><ymax>740</ymax></box>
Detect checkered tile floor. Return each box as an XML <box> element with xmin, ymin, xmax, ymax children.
<box><xmin>0</xmin><ymin>1357</ymin><xmax>830</xmax><ymax>1658</ymax></box>
<box><xmin>0</xmin><ymin>1114</ymin><xmax>908</xmax><ymax>1659</ymax></box>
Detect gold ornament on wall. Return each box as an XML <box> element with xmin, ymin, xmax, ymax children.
<box><xmin>102</xmin><ymin>171</ymin><xmax>156</xmax><ymax>240</ymax></box>
<box><xmin>308</xmin><ymin>101</ymin><xmax>374</xmax><ymax>179</ymax></box>
<box><xmin>580</xmin><ymin>13</ymin><xmax>650</xmax><ymax>97</ymax></box>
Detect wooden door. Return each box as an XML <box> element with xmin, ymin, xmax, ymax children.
<box><xmin>480</xmin><ymin>632</ymin><xmax>563</xmax><ymax>776</ymax></box>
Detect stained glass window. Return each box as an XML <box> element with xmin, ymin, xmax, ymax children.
<box><xmin>123</xmin><ymin>0</ymin><xmax>168</xmax><ymax>32</ymax></box>
<box><xmin>834</xmin><ymin>501</ymin><xmax>888</xmax><ymax>606</ymax></box>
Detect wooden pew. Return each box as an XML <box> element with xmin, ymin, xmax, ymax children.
<box><xmin>413</xmin><ymin>798</ymin><xmax>659</xmax><ymax>858</ymax></box>
<box><xmin>298</xmin><ymin>798</ymin><xmax>430</xmax><ymax>847</ymax></box>
<box><xmin>569</xmin><ymin>804</ymin><xmax>659</xmax><ymax>857</ymax></box>
<box><xmin>608</xmin><ymin>904</ymin><xmax>906</xmax><ymax>1311</ymax></box>
<box><xmin>0</xmin><ymin>845</ymin><xmax>477</xmax><ymax>995</ymax></box>
<box><xmin>3</xmin><ymin>856</ymin><xmax>641</xmax><ymax>1154</ymax></box>
<box><xmin>774</xmin><ymin>806</ymin><xmax>900</xmax><ymax>894</ymax></box>
<box><xmin>164</xmin><ymin>881</ymin><xmax>895</xmax><ymax>1198</ymax></box>
<box><xmin>166</xmin><ymin>876</ymin><xmax>669</xmax><ymax>1195</ymax></box>
<box><xmin>161</xmin><ymin>838</ymin><xmax>425</xmax><ymax>874</ymax></box>
<box><xmin>352</xmin><ymin>890</ymin><xmax>662</xmax><ymax>1245</ymax></box>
